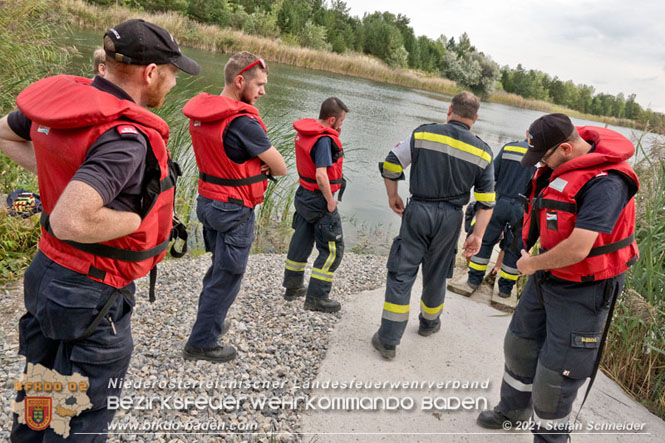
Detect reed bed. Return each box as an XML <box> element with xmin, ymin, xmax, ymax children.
<box><xmin>63</xmin><ymin>0</ymin><xmax>460</xmax><ymax>95</ymax></box>
<box><xmin>601</xmin><ymin>135</ymin><xmax>665</xmax><ymax>419</ymax></box>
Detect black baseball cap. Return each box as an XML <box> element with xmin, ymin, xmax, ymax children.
<box><xmin>522</xmin><ymin>113</ymin><xmax>575</xmax><ymax>167</ymax></box>
<box><xmin>104</xmin><ymin>19</ymin><xmax>200</xmax><ymax>75</ymax></box>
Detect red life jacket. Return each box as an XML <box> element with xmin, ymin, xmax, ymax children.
<box><xmin>16</xmin><ymin>75</ymin><xmax>176</xmax><ymax>289</ymax></box>
<box><xmin>183</xmin><ymin>94</ymin><xmax>268</xmax><ymax>208</ymax></box>
<box><xmin>522</xmin><ymin>126</ymin><xmax>639</xmax><ymax>282</ymax></box>
<box><xmin>294</xmin><ymin>119</ymin><xmax>344</xmax><ymax>193</ymax></box>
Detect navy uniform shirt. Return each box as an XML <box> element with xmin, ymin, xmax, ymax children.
<box><xmin>8</xmin><ymin>76</ymin><xmax>147</xmax><ymax>213</ymax></box>
<box><xmin>223</xmin><ymin>116</ymin><xmax>272</xmax><ymax>163</ymax></box>
<box><xmin>310</xmin><ymin>136</ymin><xmax>333</xmax><ymax>168</ymax></box>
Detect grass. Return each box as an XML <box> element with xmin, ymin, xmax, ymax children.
<box><xmin>0</xmin><ymin>0</ymin><xmax>76</xmax><ymax>284</ymax></box>
<box><xmin>60</xmin><ymin>0</ymin><xmax>655</xmax><ymax>130</ymax></box>
<box><xmin>601</xmin><ymin>134</ymin><xmax>665</xmax><ymax>419</ymax></box>
<box><xmin>62</xmin><ymin>0</ymin><xmax>460</xmax><ymax>97</ymax></box>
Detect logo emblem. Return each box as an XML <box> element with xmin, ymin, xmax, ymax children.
<box><xmin>25</xmin><ymin>397</ymin><xmax>52</xmax><ymax>431</ymax></box>
<box><xmin>37</xmin><ymin>126</ymin><xmax>50</xmax><ymax>135</ymax></box>
<box><xmin>526</xmin><ymin>131</ymin><xmax>534</xmax><ymax>147</ymax></box>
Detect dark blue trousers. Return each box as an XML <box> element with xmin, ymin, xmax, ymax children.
<box><xmin>497</xmin><ymin>271</ymin><xmax>624</xmax><ymax>442</ymax></box>
<box><xmin>11</xmin><ymin>250</ymin><xmax>135</xmax><ymax>442</ymax></box>
<box><xmin>379</xmin><ymin>200</ymin><xmax>462</xmax><ymax>345</ymax></box>
<box><xmin>468</xmin><ymin>197</ymin><xmax>524</xmax><ymax>293</ymax></box>
<box><xmin>283</xmin><ymin>187</ymin><xmax>344</xmax><ymax>299</ymax></box>
<box><xmin>187</xmin><ymin>196</ymin><xmax>254</xmax><ymax>348</ymax></box>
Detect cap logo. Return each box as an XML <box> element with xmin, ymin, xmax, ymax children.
<box><xmin>526</xmin><ymin>131</ymin><xmax>534</xmax><ymax>148</ymax></box>
<box><xmin>109</xmin><ymin>28</ymin><xmax>120</xmax><ymax>39</ymax></box>
<box><xmin>37</xmin><ymin>125</ymin><xmax>50</xmax><ymax>135</ymax></box>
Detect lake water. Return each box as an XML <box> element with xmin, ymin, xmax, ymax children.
<box><xmin>67</xmin><ymin>29</ymin><xmax>663</xmax><ymax>249</ymax></box>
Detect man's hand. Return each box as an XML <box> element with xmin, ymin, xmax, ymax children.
<box><xmin>462</xmin><ymin>233</ymin><xmax>482</xmax><ymax>258</ymax></box>
<box><xmin>389</xmin><ymin>194</ymin><xmax>405</xmax><ymax>216</ymax></box>
<box><xmin>516</xmin><ymin>249</ymin><xmax>537</xmax><ymax>275</ymax></box>
<box><xmin>327</xmin><ymin>199</ymin><xmax>338</xmax><ymax>213</ymax></box>
<box><xmin>261</xmin><ymin>163</ymin><xmax>270</xmax><ymax>173</ymax></box>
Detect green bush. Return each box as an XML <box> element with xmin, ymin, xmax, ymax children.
<box><xmin>0</xmin><ymin>0</ymin><xmax>74</xmax><ymax>282</ymax></box>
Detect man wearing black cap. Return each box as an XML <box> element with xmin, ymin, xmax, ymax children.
<box><xmin>477</xmin><ymin>113</ymin><xmax>639</xmax><ymax>443</ymax></box>
<box><xmin>0</xmin><ymin>19</ymin><xmax>199</xmax><ymax>440</ymax></box>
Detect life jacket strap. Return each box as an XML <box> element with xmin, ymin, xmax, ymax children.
<box><xmin>200</xmin><ymin>171</ymin><xmax>267</xmax><ymax>187</ymax></box>
<box><xmin>40</xmin><ymin>212</ymin><xmax>170</xmax><ymax>262</ymax></box>
<box><xmin>298</xmin><ymin>174</ymin><xmax>343</xmax><ymax>185</ymax></box>
<box><xmin>534</xmin><ymin>197</ymin><xmax>577</xmax><ymax>213</ymax></box>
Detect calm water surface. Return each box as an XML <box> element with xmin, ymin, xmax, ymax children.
<box><xmin>68</xmin><ymin>30</ymin><xmax>662</xmax><ymax>249</ymax></box>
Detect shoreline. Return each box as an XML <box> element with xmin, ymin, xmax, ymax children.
<box><xmin>62</xmin><ymin>0</ymin><xmax>650</xmax><ymax>132</ymax></box>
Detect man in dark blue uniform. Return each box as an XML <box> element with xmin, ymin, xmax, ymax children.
<box><xmin>372</xmin><ymin>92</ymin><xmax>495</xmax><ymax>359</ymax></box>
<box><xmin>477</xmin><ymin>114</ymin><xmax>639</xmax><ymax>443</ymax></box>
<box><xmin>182</xmin><ymin>52</ymin><xmax>287</xmax><ymax>363</ymax></box>
<box><xmin>465</xmin><ymin>139</ymin><xmax>536</xmax><ymax>297</ymax></box>
<box><xmin>0</xmin><ymin>20</ymin><xmax>200</xmax><ymax>441</ymax></box>
<box><xmin>282</xmin><ymin>97</ymin><xmax>348</xmax><ymax>313</ymax></box>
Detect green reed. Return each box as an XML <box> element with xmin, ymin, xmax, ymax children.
<box><xmin>602</xmin><ymin>133</ymin><xmax>665</xmax><ymax>418</ymax></box>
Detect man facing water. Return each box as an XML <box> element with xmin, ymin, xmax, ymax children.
<box><xmin>372</xmin><ymin>91</ymin><xmax>495</xmax><ymax>360</ymax></box>
<box><xmin>0</xmin><ymin>19</ymin><xmax>200</xmax><ymax>440</ymax></box>
<box><xmin>182</xmin><ymin>51</ymin><xmax>286</xmax><ymax>363</ymax></box>
<box><xmin>282</xmin><ymin>97</ymin><xmax>349</xmax><ymax>312</ymax></box>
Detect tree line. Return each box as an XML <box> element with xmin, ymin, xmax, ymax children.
<box><xmin>88</xmin><ymin>0</ymin><xmax>663</xmax><ymax>130</ymax></box>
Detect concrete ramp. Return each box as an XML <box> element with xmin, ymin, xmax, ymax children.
<box><xmin>300</xmin><ymin>276</ymin><xmax>665</xmax><ymax>442</ymax></box>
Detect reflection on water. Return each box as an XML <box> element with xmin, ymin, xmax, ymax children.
<box><xmin>67</xmin><ymin>29</ymin><xmax>663</xmax><ymax>250</ymax></box>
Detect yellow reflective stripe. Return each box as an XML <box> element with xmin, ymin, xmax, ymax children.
<box><xmin>414</xmin><ymin>132</ymin><xmax>492</xmax><ymax>164</ymax></box>
<box><xmin>312</xmin><ymin>267</ymin><xmax>334</xmax><ymax>276</ymax></box>
<box><xmin>504</xmin><ymin>145</ymin><xmax>528</xmax><ymax>154</ymax></box>
<box><xmin>500</xmin><ymin>270</ymin><xmax>519</xmax><ymax>281</ymax></box>
<box><xmin>322</xmin><ymin>241</ymin><xmax>336</xmax><ymax>272</ymax></box>
<box><xmin>311</xmin><ymin>273</ymin><xmax>333</xmax><ymax>282</ymax></box>
<box><xmin>420</xmin><ymin>300</ymin><xmax>443</xmax><ymax>315</ymax></box>
<box><xmin>474</xmin><ymin>191</ymin><xmax>496</xmax><ymax>202</ymax></box>
<box><xmin>468</xmin><ymin>261</ymin><xmax>488</xmax><ymax>271</ymax></box>
<box><xmin>470</xmin><ymin>218</ymin><xmax>476</xmax><ymax>227</ymax></box>
<box><xmin>285</xmin><ymin>259</ymin><xmax>306</xmax><ymax>272</ymax></box>
<box><xmin>383</xmin><ymin>302</ymin><xmax>410</xmax><ymax>314</ymax></box>
<box><xmin>382</xmin><ymin>161</ymin><xmax>403</xmax><ymax>173</ymax></box>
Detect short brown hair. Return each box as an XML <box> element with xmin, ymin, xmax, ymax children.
<box><xmin>93</xmin><ymin>48</ymin><xmax>106</xmax><ymax>75</ymax></box>
<box><xmin>451</xmin><ymin>91</ymin><xmax>480</xmax><ymax>119</ymax></box>
<box><xmin>319</xmin><ymin>97</ymin><xmax>349</xmax><ymax>120</ymax></box>
<box><xmin>224</xmin><ymin>51</ymin><xmax>268</xmax><ymax>85</ymax></box>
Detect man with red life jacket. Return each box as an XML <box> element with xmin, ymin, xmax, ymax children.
<box><xmin>477</xmin><ymin>114</ymin><xmax>639</xmax><ymax>443</ymax></box>
<box><xmin>282</xmin><ymin>97</ymin><xmax>349</xmax><ymax>313</ymax></box>
<box><xmin>182</xmin><ymin>52</ymin><xmax>286</xmax><ymax>363</ymax></box>
<box><xmin>0</xmin><ymin>19</ymin><xmax>200</xmax><ymax>441</ymax></box>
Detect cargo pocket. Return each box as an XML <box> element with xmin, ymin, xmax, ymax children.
<box><xmin>220</xmin><ymin>209</ymin><xmax>254</xmax><ymax>274</ymax></box>
<box><xmin>562</xmin><ymin>331</ymin><xmax>602</xmax><ymax>379</ymax></box>
<box><xmin>446</xmin><ymin>248</ymin><xmax>457</xmax><ymax>278</ymax></box>
<box><xmin>386</xmin><ymin>236</ymin><xmax>402</xmax><ymax>274</ymax></box>
<box><xmin>317</xmin><ymin>210</ymin><xmax>343</xmax><ymax>243</ymax></box>
<box><xmin>40</xmin><ymin>279</ymin><xmax>106</xmax><ymax>342</ymax></box>
<box><xmin>70</xmin><ymin>294</ymin><xmax>134</xmax><ymax>412</ymax></box>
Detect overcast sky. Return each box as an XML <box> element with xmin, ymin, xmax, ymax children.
<box><xmin>344</xmin><ymin>0</ymin><xmax>665</xmax><ymax>112</ymax></box>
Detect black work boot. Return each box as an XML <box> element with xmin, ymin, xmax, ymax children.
<box><xmin>371</xmin><ymin>332</ymin><xmax>396</xmax><ymax>360</ymax></box>
<box><xmin>183</xmin><ymin>344</ymin><xmax>237</xmax><ymax>363</ymax></box>
<box><xmin>284</xmin><ymin>286</ymin><xmax>307</xmax><ymax>301</ymax></box>
<box><xmin>476</xmin><ymin>406</ymin><xmax>525</xmax><ymax>429</ymax></box>
<box><xmin>304</xmin><ymin>297</ymin><xmax>341</xmax><ymax>313</ymax></box>
<box><xmin>418</xmin><ymin>320</ymin><xmax>441</xmax><ymax>337</ymax></box>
